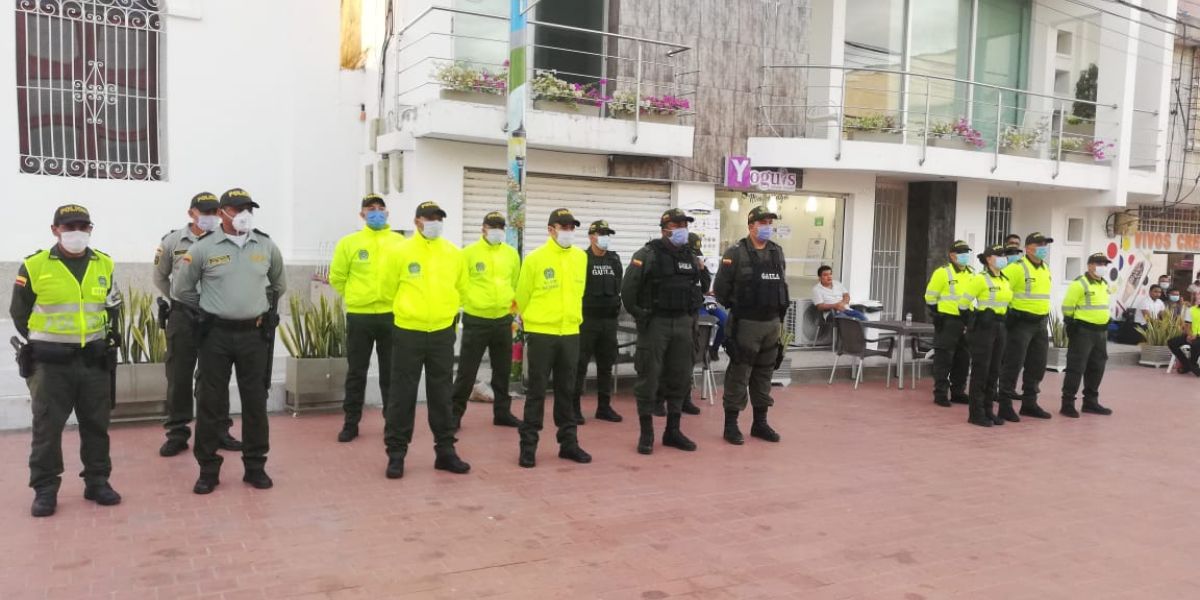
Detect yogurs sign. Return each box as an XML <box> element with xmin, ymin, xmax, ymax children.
<box><xmin>724</xmin><ymin>156</ymin><xmax>799</xmax><ymax>192</ymax></box>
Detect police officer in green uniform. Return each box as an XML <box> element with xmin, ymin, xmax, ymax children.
<box><xmin>174</xmin><ymin>189</ymin><xmax>286</xmax><ymax>494</ymax></box>
<box><xmin>10</xmin><ymin>204</ymin><xmax>122</xmax><ymax>517</ymax></box>
<box><xmin>1060</xmin><ymin>253</ymin><xmax>1115</xmax><ymax>418</ymax></box>
<box><xmin>999</xmin><ymin>232</ymin><xmax>1055</xmax><ymax>421</ymax></box>
<box><xmin>574</xmin><ymin>220</ymin><xmax>624</xmax><ymax>424</ymax></box>
<box><xmin>623</xmin><ymin>209</ymin><xmax>702</xmax><ymax>455</ymax></box>
<box><xmin>451</xmin><ymin>211</ymin><xmax>522</xmax><ymax>430</ymax></box>
<box><xmin>924</xmin><ymin>240</ymin><xmax>975</xmax><ymax>408</ymax></box>
<box><xmin>714</xmin><ymin>206</ymin><xmax>786</xmax><ymax>446</ymax></box>
<box><xmin>653</xmin><ymin>233</ymin><xmax>711</xmax><ymax>417</ymax></box>
<box><xmin>154</xmin><ymin>192</ymin><xmax>242</xmax><ymax>457</ymax></box>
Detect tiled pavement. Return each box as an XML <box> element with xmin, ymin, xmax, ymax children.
<box><xmin>2</xmin><ymin>365</ymin><xmax>1199</xmax><ymax>599</ymax></box>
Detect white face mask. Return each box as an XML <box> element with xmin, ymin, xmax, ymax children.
<box><xmin>421</xmin><ymin>220</ymin><xmax>444</xmax><ymax>240</ymax></box>
<box><xmin>485</xmin><ymin>228</ymin><xmax>505</xmax><ymax>245</ymax></box>
<box><xmin>554</xmin><ymin>229</ymin><xmax>575</xmax><ymax>248</ymax></box>
<box><xmin>226</xmin><ymin>209</ymin><xmax>254</xmax><ymax>234</ymax></box>
<box><xmin>595</xmin><ymin>235</ymin><xmax>611</xmax><ymax>250</ymax></box>
<box><xmin>197</xmin><ymin>215</ymin><xmax>221</xmax><ymax>232</ymax></box>
<box><xmin>59</xmin><ymin>231</ymin><xmax>90</xmax><ymax>254</ymax></box>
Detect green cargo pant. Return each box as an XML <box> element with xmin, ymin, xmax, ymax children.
<box><xmin>1062</xmin><ymin>325</ymin><xmax>1108</xmax><ymax>404</ymax></box>
<box><xmin>722</xmin><ymin>318</ymin><xmax>780</xmax><ymax>412</ymax></box>
<box><xmin>385</xmin><ymin>325</ymin><xmax>458</xmax><ymax>458</ymax></box>
<box><xmin>574</xmin><ymin>316</ymin><xmax>618</xmax><ymax>408</ymax></box>
<box><xmin>163</xmin><ymin>304</ymin><xmax>232</xmax><ymax>442</ymax></box>
<box><xmin>195</xmin><ymin>325</ymin><xmax>270</xmax><ymax>476</ymax></box>
<box><xmin>451</xmin><ymin>314</ymin><xmax>513</xmax><ymax>420</ymax></box>
<box><xmin>1000</xmin><ymin>313</ymin><xmax>1049</xmax><ymax>402</ymax></box>
<box><xmin>520</xmin><ymin>333</ymin><xmax>580</xmax><ymax>449</ymax></box>
<box><xmin>27</xmin><ymin>350</ymin><xmax>112</xmax><ymax>492</ymax></box>
<box><xmin>343</xmin><ymin>312</ymin><xmax>393</xmax><ymax>425</ymax></box>
<box><xmin>634</xmin><ymin>314</ymin><xmax>696</xmax><ymax>417</ymax></box>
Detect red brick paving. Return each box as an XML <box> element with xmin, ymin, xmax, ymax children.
<box><xmin>2</xmin><ymin>365</ymin><xmax>1199</xmax><ymax>599</ymax></box>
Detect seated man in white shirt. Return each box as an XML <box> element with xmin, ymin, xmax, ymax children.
<box><xmin>1135</xmin><ymin>285</ymin><xmax>1165</xmax><ymax>327</ymax></box>
<box><xmin>812</xmin><ymin>265</ymin><xmax>866</xmax><ymax>321</ymax></box>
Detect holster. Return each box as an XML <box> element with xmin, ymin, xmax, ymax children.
<box><xmin>773</xmin><ymin>342</ymin><xmax>785</xmax><ymax>370</ymax></box>
<box><xmin>16</xmin><ymin>344</ymin><xmax>34</xmax><ymax>379</ymax></box>
<box><xmin>194</xmin><ymin>311</ymin><xmax>214</xmax><ymax>346</ymax></box>
<box><xmin>156</xmin><ymin>297</ymin><xmax>171</xmax><ymax>330</ymax></box>
<box><xmin>262</xmin><ymin>311</ymin><xmax>280</xmax><ymax>342</ymax></box>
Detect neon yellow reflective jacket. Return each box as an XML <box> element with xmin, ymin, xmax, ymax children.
<box><xmin>461</xmin><ymin>237</ymin><xmax>520</xmax><ymax>319</ymax></box>
<box><xmin>1003</xmin><ymin>256</ymin><xmax>1052</xmax><ymax>315</ymax></box>
<box><xmin>1189</xmin><ymin>306</ymin><xmax>1200</xmax><ymax>336</ymax></box>
<box><xmin>924</xmin><ymin>263</ymin><xmax>974</xmax><ymax>316</ymax></box>
<box><xmin>329</xmin><ymin>226</ymin><xmax>404</xmax><ymax>314</ymax></box>
<box><xmin>24</xmin><ymin>248</ymin><xmax>114</xmax><ymax>346</ymax></box>
<box><xmin>385</xmin><ymin>233</ymin><xmax>467</xmax><ymax>332</ymax></box>
<box><xmin>1062</xmin><ymin>275</ymin><xmax>1111</xmax><ymax>325</ymax></box>
<box><xmin>515</xmin><ymin>239</ymin><xmax>587</xmax><ymax>335</ymax></box>
<box><xmin>959</xmin><ymin>270</ymin><xmax>1013</xmax><ymax>315</ymax></box>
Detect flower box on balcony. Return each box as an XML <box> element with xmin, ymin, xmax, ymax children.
<box><xmin>929</xmin><ymin>136</ymin><xmax>977</xmax><ymax>150</ymax></box>
<box><xmin>614</xmin><ymin>111</ymin><xmax>680</xmax><ymax>125</ymax></box>
<box><xmin>1001</xmin><ymin>146</ymin><xmax>1040</xmax><ymax>159</ymax></box>
<box><xmin>534</xmin><ymin>100</ymin><xmax>602</xmax><ymax>117</ymax></box>
<box><xmin>439</xmin><ymin>89</ymin><xmax>505</xmax><ymax>107</ymax></box>
<box><xmin>845</xmin><ymin>130</ymin><xmax>902</xmax><ymax>143</ymax></box>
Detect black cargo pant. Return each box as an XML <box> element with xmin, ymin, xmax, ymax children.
<box><xmin>1168</xmin><ymin>334</ymin><xmax>1200</xmax><ymax>372</ymax></box>
<box><xmin>163</xmin><ymin>304</ymin><xmax>232</xmax><ymax>442</ymax></box>
<box><xmin>385</xmin><ymin>325</ymin><xmax>457</xmax><ymax>459</ymax></box>
<box><xmin>574</xmin><ymin>315</ymin><xmax>618</xmax><ymax>410</ymax></box>
<box><xmin>636</xmin><ymin>314</ymin><xmax>697</xmax><ymax>416</ymax></box>
<box><xmin>195</xmin><ymin>323</ymin><xmax>270</xmax><ymax>476</ymax></box>
<box><xmin>451</xmin><ymin>314</ymin><xmax>513</xmax><ymax>420</ymax></box>
<box><xmin>1062</xmin><ymin>324</ymin><xmax>1108</xmax><ymax>404</ymax></box>
<box><xmin>999</xmin><ymin>312</ymin><xmax>1049</xmax><ymax>402</ymax></box>
<box><xmin>932</xmin><ymin>314</ymin><xmax>970</xmax><ymax>402</ymax></box>
<box><xmin>27</xmin><ymin>349</ymin><xmax>112</xmax><ymax>492</ymax></box>
<box><xmin>343</xmin><ymin>312</ymin><xmax>393</xmax><ymax>425</ymax></box>
<box><xmin>520</xmin><ymin>332</ymin><xmax>580</xmax><ymax>449</ymax></box>
<box><xmin>967</xmin><ymin>313</ymin><xmax>1006</xmax><ymax>409</ymax></box>
<box><xmin>722</xmin><ymin>318</ymin><xmax>780</xmax><ymax>412</ymax></box>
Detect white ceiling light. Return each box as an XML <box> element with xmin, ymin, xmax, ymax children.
<box><xmin>729</xmin><ymin>195</ymin><xmax>740</xmax><ymax>211</ymax></box>
<box><xmin>767</xmin><ymin>195</ymin><xmax>779</xmax><ymax>213</ymax></box>
<box><xmin>806</xmin><ymin>196</ymin><xmax>817</xmax><ymax>213</ymax></box>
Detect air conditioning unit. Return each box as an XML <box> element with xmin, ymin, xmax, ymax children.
<box><xmin>785</xmin><ymin>299</ymin><xmax>831</xmax><ymax>347</ymax></box>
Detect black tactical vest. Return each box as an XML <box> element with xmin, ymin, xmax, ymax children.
<box><xmin>642</xmin><ymin>239</ymin><xmax>702</xmax><ymax>315</ymax></box>
<box><xmin>582</xmin><ymin>249</ymin><xmax>622</xmax><ymax>318</ymax></box>
<box><xmin>734</xmin><ymin>239</ymin><xmax>789</xmax><ymax>320</ymax></box>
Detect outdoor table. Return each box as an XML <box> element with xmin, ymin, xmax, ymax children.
<box><xmin>862</xmin><ymin>320</ymin><xmax>937</xmax><ymax>390</ymax></box>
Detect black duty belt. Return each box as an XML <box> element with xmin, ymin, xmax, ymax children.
<box><xmin>212</xmin><ymin>317</ymin><xmax>261</xmax><ymax>330</ymax></box>
<box><xmin>1076</xmin><ymin>321</ymin><xmax>1109</xmax><ymax>332</ymax></box>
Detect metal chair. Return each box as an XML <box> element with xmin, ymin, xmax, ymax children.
<box><xmin>908</xmin><ymin>334</ymin><xmax>936</xmax><ymax>387</ymax></box>
<box><xmin>828</xmin><ymin>316</ymin><xmax>895</xmax><ymax>389</ymax></box>
<box><xmin>693</xmin><ymin>315</ymin><xmax>720</xmax><ymax>406</ymax></box>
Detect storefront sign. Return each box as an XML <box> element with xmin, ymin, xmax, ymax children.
<box><xmin>724</xmin><ymin>156</ymin><xmax>800</xmax><ymax>192</ymax></box>
<box><xmin>1132</xmin><ymin>232</ymin><xmax>1200</xmax><ymax>253</ymax></box>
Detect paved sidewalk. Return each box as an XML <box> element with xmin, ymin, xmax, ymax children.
<box><xmin>1</xmin><ymin>365</ymin><xmax>1198</xmax><ymax>599</ymax></box>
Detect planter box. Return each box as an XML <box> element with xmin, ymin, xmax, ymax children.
<box><xmin>1001</xmin><ymin>146</ymin><xmax>1040</xmax><ymax>159</ymax></box>
<box><xmin>113</xmin><ymin>362</ymin><xmax>167</xmax><ymax>421</ymax></box>
<box><xmin>1061</xmin><ymin>152</ymin><xmax>1097</xmax><ymax>164</ymax></box>
<box><xmin>1139</xmin><ymin>345</ymin><xmax>1174</xmax><ymax>368</ymax></box>
<box><xmin>1063</xmin><ymin>120</ymin><xmax>1095</xmax><ymax>138</ymax></box>
<box><xmin>1046</xmin><ymin>346</ymin><xmax>1069</xmax><ymax>372</ymax></box>
<box><xmin>533</xmin><ymin>100</ymin><xmax>601</xmax><ymax>117</ymax></box>
<box><xmin>613</xmin><ymin>111</ymin><xmax>680</xmax><ymax>125</ymax></box>
<box><xmin>929</xmin><ymin>137</ymin><xmax>977</xmax><ymax>150</ymax></box>
<box><xmin>439</xmin><ymin>89</ymin><xmax>505</xmax><ymax>106</ymax></box>
<box><xmin>845</xmin><ymin>130</ymin><xmax>902</xmax><ymax>143</ymax></box>
<box><xmin>284</xmin><ymin>357</ymin><xmax>348</xmax><ymax>414</ymax></box>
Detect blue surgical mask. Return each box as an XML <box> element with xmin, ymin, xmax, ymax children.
<box><xmin>485</xmin><ymin>228</ymin><xmax>505</xmax><ymax>245</ymax></box>
<box><xmin>994</xmin><ymin>256</ymin><xmax>1008</xmax><ymax>269</ymax></box>
<box><xmin>669</xmin><ymin>227</ymin><xmax>688</xmax><ymax>246</ymax></box>
<box><xmin>955</xmin><ymin>254</ymin><xmax>970</xmax><ymax>267</ymax></box>
<box><xmin>595</xmin><ymin>235</ymin><xmax>611</xmax><ymax>250</ymax></box>
<box><xmin>756</xmin><ymin>225</ymin><xmax>774</xmax><ymax>242</ymax></box>
<box><xmin>1169</xmin><ymin>294</ymin><xmax>1180</xmax><ymax>302</ymax></box>
<box><xmin>365</xmin><ymin>210</ymin><xmax>389</xmax><ymax>230</ymax></box>
<box><xmin>1035</xmin><ymin>246</ymin><xmax>1049</xmax><ymax>260</ymax></box>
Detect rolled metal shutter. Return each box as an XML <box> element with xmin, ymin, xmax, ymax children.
<box><xmin>462</xmin><ymin>169</ymin><xmax>670</xmax><ymax>262</ymax></box>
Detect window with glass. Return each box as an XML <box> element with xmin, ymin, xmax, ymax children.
<box><xmin>843</xmin><ymin>0</ymin><xmax>905</xmax><ymax>122</ymax></box>
<box><xmin>452</xmin><ymin>0</ymin><xmax>508</xmax><ymax>69</ymax></box>
<box><xmin>534</xmin><ymin>0</ymin><xmax>606</xmax><ymax>86</ymax></box>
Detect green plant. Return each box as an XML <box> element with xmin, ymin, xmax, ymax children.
<box><xmin>928</xmin><ymin>119</ymin><xmax>955</xmax><ymax>137</ymax></box>
<box><xmin>115</xmin><ymin>287</ymin><xmax>166</xmax><ymax>364</ymax></box>
<box><xmin>432</xmin><ymin>61</ymin><xmax>507</xmax><ymax>95</ymax></box>
<box><xmin>1000</xmin><ymin>121</ymin><xmax>1048</xmax><ymax>151</ymax></box>
<box><xmin>278</xmin><ymin>295</ymin><xmax>347</xmax><ymax>359</ymax></box>
<box><xmin>843</xmin><ymin>113</ymin><xmax>897</xmax><ymax>132</ymax></box>
<box><xmin>1072</xmin><ymin>63</ymin><xmax>1098</xmax><ymax>121</ymax></box>
<box><xmin>1049</xmin><ymin>312</ymin><xmax>1070</xmax><ymax>349</ymax></box>
<box><xmin>530</xmin><ymin>70</ymin><xmax>609</xmax><ymax>107</ymax></box>
<box><xmin>1136</xmin><ymin>311</ymin><xmax>1185</xmax><ymax>346</ymax></box>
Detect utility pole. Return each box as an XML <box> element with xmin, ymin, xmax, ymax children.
<box><xmin>505</xmin><ymin>0</ymin><xmax>529</xmax><ymax>254</ymax></box>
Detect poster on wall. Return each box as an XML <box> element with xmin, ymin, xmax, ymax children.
<box><xmin>804</xmin><ymin>238</ymin><xmax>826</xmax><ymax>277</ymax></box>
<box><xmin>685</xmin><ymin>207</ymin><xmax>721</xmax><ymax>273</ymax></box>
<box><xmin>1106</xmin><ymin>238</ymin><xmax>1155</xmax><ymax>318</ymax></box>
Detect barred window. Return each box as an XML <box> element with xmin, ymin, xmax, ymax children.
<box><xmin>985</xmin><ymin>195</ymin><xmax>1013</xmax><ymax>247</ymax></box>
<box><xmin>15</xmin><ymin>0</ymin><xmax>163</xmax><ymax>181</ymax></box>
<box><xmin>1137</xmin><ymin>205</ymin><xmax>1200</xmax><ymax>234</ymax></box>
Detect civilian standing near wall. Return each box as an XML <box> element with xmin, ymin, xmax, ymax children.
<box><xmin>154</xmin><ymin>192</ymin><xmax>241</xmax><ymax>457</ymax></box>
<box><xmin>328</xmin><ymin>194</ymin><xmax>404</xmax><ymax>443</ymax></box>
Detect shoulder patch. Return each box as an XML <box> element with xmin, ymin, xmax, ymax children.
<box><xmin>14</xmin><ymin>275</ymin><xmax>28</xmax><ymax>288</ymax></box>
<box><xmin>631</xmin><ymin>258</ymin><xmax>643</xmax><ymax>267</ymax></box>
<box><xmin>181</xmin><ymin>254</ymin><xmax>193</xmax><ymax>264</ymax></box>
<box><xmin>253</xmin><ymin>228</ymin><xmax>271</xmax><ymax>238</ymax></box>
<box><xmin>722</xmin><ymin>258</ymin><xmax>733</xmax><ymax>265</ymax></box>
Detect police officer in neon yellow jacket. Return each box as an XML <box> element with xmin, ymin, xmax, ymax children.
<box><xmin>999</xmin><ymin>232</ymin><xmax>1055</xmax><ymax>421</ymax></box>
<box><xmin>514</xmin><ymin>208</ymin><xmax>592</xmax><ymax>469</ymax></box>
<box><xmin>380</xmin><ymin>201</ymin><xmax>471</xmax><ymax>480</ymax></box>
<box><xmin>924</xmin><ymin>240</ymin><xmax>974</xmax><ymax>408</ymax></box>
<box><xmin>328</xmin><ymin>194</ymin><xmax>404</xmax><ymax>443</ymax></box>
<box><xmin>1059</xmin><ymin>252</ymin><xmax>1115</xmax><ymax>418</ymax></box>
<box><xmin>959</xmin><ymin>244</ymin><xmax>1021</xmax><ymax>428</ymax></box>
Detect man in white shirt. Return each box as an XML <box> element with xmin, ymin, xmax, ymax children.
<box><xmin>1135</xmin><ymin>285</ymin><xmax>1165</xmax><ymax>326</ymax></box>
<box><xmin>812</xmin><ymin>266</ymin><xmax>866</xmax><ymax>320</ymax></box>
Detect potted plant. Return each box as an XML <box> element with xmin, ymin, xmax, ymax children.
<box><xmin>928</xmin><ymin>117</ymin><xmax>985</xmax><ymax>150</ymax></box>
<box><xmin>1047</xmin><ymin>313</ymin><xmax>1069</xmax><ymax>372</ymax></box>
<box><xmin>531</xmin><ymin>70</ymin><xmax>606</xmax><ymax>116</ymax></box>
<box><xmin>1053</xmin><ymin>136</ymin><xmax>1115</xmax><ymax>164</ymax></box>
<box><xmin>113</xmin><ymin>288</ymin><xmax>168</xmax><ymax>418</ymax></box>
<box><xmin>1137</xmin><ymin>311</ymin><xmax>1184</xmax><ymax>367</ymax></box>
<box><xmin>843</xmin><ymin>114</ymin><xmax>900</xmax><ymax>143</ymax></box>
<box><xmin>1000</xmin><ymin>121</ymin><xmax>1047</xmax><ymax>158</ymax></box>
<box><xmin>433</xmin><ymin>61</ymin><xmax>507</xmax><ymax>106</ymax></box>
<box><xmin>278</xmin><ymin>294</ymin><xmax>348</xmax><ymax>413</ymax></box>
<box><xmin>609</xmin><ymin>90</ymin><xmax>690</xmax><ymax>124</ymax></box>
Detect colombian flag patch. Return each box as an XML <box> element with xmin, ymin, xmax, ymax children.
<box><xmin>722</xmin><ymin>258</ymin><xmax>733</xmax><ymax>265</ymax></box>
<box><xmin>181</xmin><ymin>254</ymin><xmax>192</xmax><ymax>264</ymax></box>
<box><xmin>631</xmin><ymin>259</ymin><xmax>643</xmax><ymax>267</ymax></box>
<box><xmin>14</xmin><ymin>275</ymin><xmax>27</xmax><ymax>287</ymax></box>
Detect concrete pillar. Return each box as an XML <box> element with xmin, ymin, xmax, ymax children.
<box><xmin>903</xmin><ymin>181</ymin><xmax>957</xmax><ymax>320</ymax></box>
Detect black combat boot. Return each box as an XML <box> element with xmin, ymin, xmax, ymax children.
<box><xmin>723</xmin><ymin>410</ymin><xmax>745</xmax><ymax>445</ymax></box>
<box><xmin>967</xmin><ymin>397</ymin><xmax>992</xmax><ymax>427</ymax></box>
<box><xmin>1019</xmin><ymin>399</ymin><xmax>1052</xmax><ymax>419</ymax></box>
<box><xmin>386</xmin><ymin>455</ymin><xmax>405</xmax><ymax>479</ymax></box>
<box><xmin>84</xmin><ymin>482</ymin><xmax>123</xmax><ymax>505</ymax></box>
<box><xmin>30</xmin><ymin>488</ymin><xmax>57</xmax><ymax>517</ymax></box>
<box><xmin>218</xmin><ymin>431</ymin><xmax>244</xmax><ymax>451</ymax></box>
<box><xmin>933</xmin><ymin>396</ymin><xmax>953</xmax><ymax>407</ymax></box>
<box><xmin>750</xmin><ymin>406</ymin><xmax>781</xmax><ymax>442</ymax></box>
<box><xmin>637</xmin><ymin>415</ymin><xmax>654</xmax><ymax>455</ymax></box>
<box><xmin>1081</xmin><ymin>400</ymin><xmax>1113</xmax><ymax>416</ymax></box>
<box><xmin>594</xmin><ymin>400</ymin><xmax>623</xmax><ymax>422</ymax></box>
<box><xmin>242</xmin><ymin>470</ymin><xmax>274</xmax><ymax>490</ymax></box>
<box><xmin>434</xmin><ymin>447</ymin><xmax>471</xmax><ymax>474</ymax></box>
<box><xmin>984</xmin><ymin>399</ymin><xmax>1003</xmax><ymax>426</ymax></box>
<box><xmin>337</xmin><ymin>423</ymin><xmax>359</xmax><ymax>443</ymax></box>
<box><xmin>951</xmin><ymin>393</ymin><xmax>970</xmax><ymax>405</ymax></box>
<box><xmin>558</xmin><ymin>445</ymin><xmax>593</xmax><ymax>463</ymax></box>
<box><xmin>998</xmin><ymin>398</ymin><xmax>1020</xmax><ymax>423</ymax></box>
<box><xmin>159</xmin><ymin>437</ymin><xmax>188</xmax><ymax>457</ymax></box>
<box><xmin>518</xmin><ymin>444</ymin><xmax>536</xmax><ymax>468</ymax></box>
<box><xmin>493</xmin><ymin>412</ymin><xmax>522</xmax><ymax>427</ymax></box>
<box><xmin>681</xmin><ymin>398</ymin><xmax>701</xmax><ymax>415</ymax></box>
<box><xmin>662</xmin><ymin>413</ymin><xmax>697</xmax><ymax>451</ymax></box>
<box><xmin>1060</xmin><ymin>399</ymin><xmax>1080</xmax><ymax>418</ymax></box>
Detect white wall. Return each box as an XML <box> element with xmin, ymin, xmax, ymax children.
<box><xmin>955</xmin><ymin>181</ymin><xmax>988</xmax><ymax>251</ymax></box>
<box><xmin>0</xmin><ymin>0</ymin><xmax>364</xmax><ymax>265</ymax></box>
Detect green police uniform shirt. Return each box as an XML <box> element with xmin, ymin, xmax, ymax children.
<box><xmin>174</xmin><ymin>230</ymin><xmax>287</xmax><ymax>320</ymax></box>
<box><xmin>154</xmin><ymin>225</ymin><xmax>203</xmax><ymax>303</ymax></box>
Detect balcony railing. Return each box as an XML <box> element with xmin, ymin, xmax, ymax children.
<box><xmin>389</xmin><ymin>6</ymin><xmax>696</xmax><ymax>141</ymax></box>
<box><xmin>758</xmin><ymin>64</ymin><xmax>1162</xmax><ymax>175</ymax></box>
